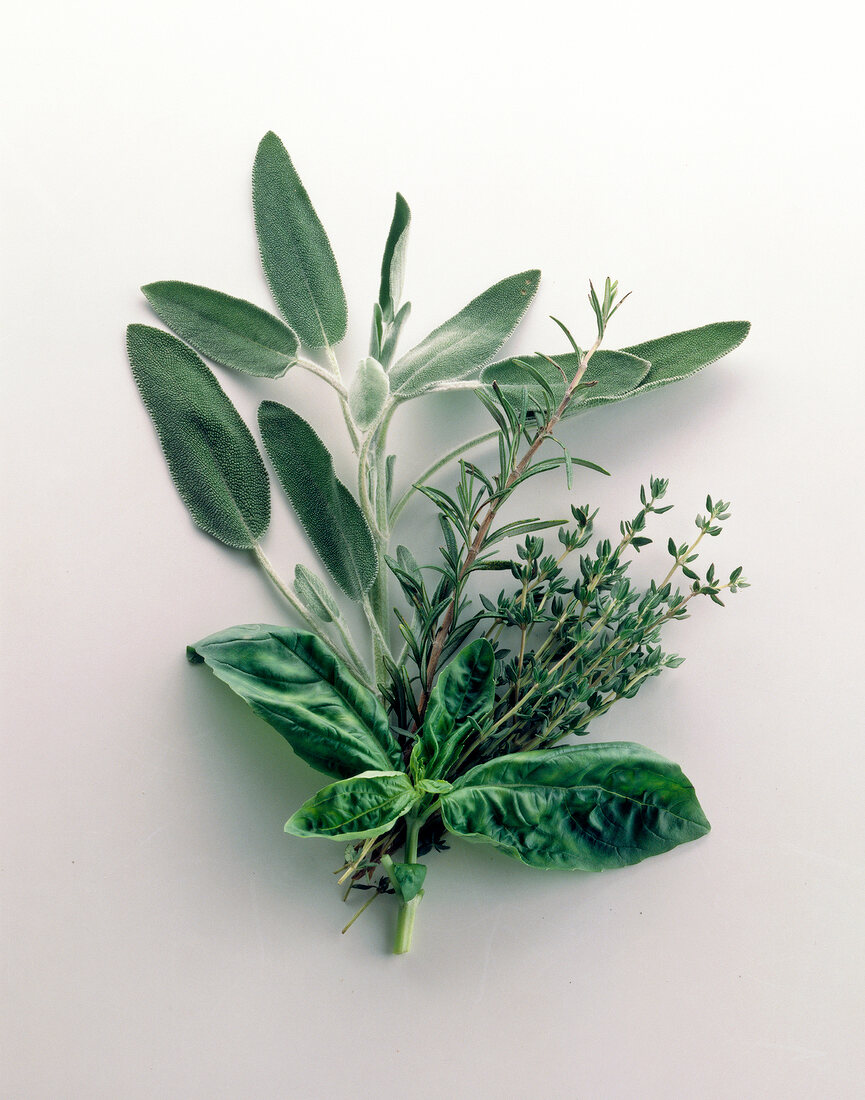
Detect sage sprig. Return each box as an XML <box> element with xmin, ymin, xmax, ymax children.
<box><xmin>128</xmin><ymin>134</ymin><xmax>749</xmax><ymax>954</ymax></box>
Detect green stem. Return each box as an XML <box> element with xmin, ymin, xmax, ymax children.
<box><xmin>331</xmin><ymin>617</ymin><xmax>373</xmax><ymax>686</ymax></box>
<box><xmin>660</xmin><ymin>528</ymin><xmax>707</xmax><ymax>589</ymax></box>
<box><xmin>295</xmin><ymin>356</ymin><xmax>349</xmax><ymax>396</ymax></box>
<box><xmin>362</xmin><ymin>592</ymin><xmax>393</xmax><ymax>692</ymax></box>
<box><xmin>359</xmin><ymin>404</ymin><xmax>397</xmax><ymax>684</ymax></box>
<box><xmin>323</xmin><ymin>340</ymin><xmax>361</xmax><ymax>452</ymax></box>
<box><xmin>388</xmin><ymin>429</ymin><xmax>499</xmax><ymax>526</ymax></box>
<box><xmin>253</xmin><ymin>545</ymin><xmax>373</xmax><ymax>687</ymax></box>
<box><xmin>357</xmin><ymin>406</ymin><xmax>391</xmax><ymax>543</ymax></box>
<box><xmin>393</xmin><ymin>816</ymin><xmax>422</xmax><ymax>955</ymax></box>
<box><xmin>341</xmin><ymin>890</ymin><xmax>380</xmax><ymax>935</ymax></box>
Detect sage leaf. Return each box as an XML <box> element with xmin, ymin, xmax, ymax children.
<box><xmin>285</xmin><ymin>771</ymin><xmax>416</xmax><ymax>841</ymax></box>
<box><xmin>411</xmin><ymin>639</ymin><xmax>495</xmax><ymax>782</ymax></box>
<box><xmin>348</xmin><ymin>357</ymin><xmax>389</xmax><ymax>431</ymax></box>
<box><xmin>127</xmin><ymin>324</ymin><xmax>269</xmax><ymax>548</ymax></box>
<box><xmin>369</xmin><ymin>301</ymin><xmax>384</xmax><ymax>359</ymax></box>
<box><xmin>389</xmin><ymin>270</ymin><xmax>541</xmax><ymax>398</ymax></box>
<box><xmin>379</xmin><ymin>193</ymin><xmax>411</xmax><ymax>322</ymax></box>
<box><xmin>253</xmin><ymin>131</ymin><xmax>347</xmax><ymax>349</ymax></box>
<box><xmin>481</xmin><ymin>349</ymin><xmax>651</xmax><ymax>415</ymax></box>
<box><xmin>379</xmin><ymin>300</ymin><xmax>411</xmax><ymax>370</ymax></box>
<box><xmin>293</xmin><ymin>564</ymin><xmax>341</xmax><ymax>624</ymax></box>
<box><xmin>187</xmin><ymin>626</ymin><xmax>402</xmax><ymax>778</ymax></box>
<box><xmin>621</xmin><ymin>320</ymin><xmax>751</xmax><ymax>393</ymax></box>
<box><xmin>258</xmin><ymin>401</ymin><xmax>378</xmax><ymax>600</ymax></box>
<box><xmin>141</xmin><ymin>281</ymin><xmax>299</xmax><ymax>378</ymax></box>
<box><xmin>395</xmin><ymin>544</ymin><xmax>422</xmax><ymax>583</ymax></box>
<box><xmin>439</xmin><ymin>742</ymin><xmax>710</xmax><ymax>870</ymax></box>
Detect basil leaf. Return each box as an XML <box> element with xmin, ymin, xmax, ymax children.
<box><xmin>415</xmin><ymin>778</ymin><xmax>453</xmax><ymax>795</ymax></box>
<box><xmin>411</xmin><ymin>639</ymin><xmax>495</xmax><ymax>782</ymax></box>
<box><xmin>127</xmin><ymin>324</ymin><xmax>269</xmax><ymax>548</ymax></box>
<box><xmin>481</xmin><ymin>349</ymin><xmax>651</xmax><ymax>415</ymax></box>
<box><xmin>188</xmin><ymin>626</ymin><xmax>402</xmax><ymax>778</ymax></box>
<box><xmin>621</xmin><ymin>320</ymin><xmax>751</xmax><ymax>393</ymax></box>
<box><xmin>141</xmin><ymin>281</ymin><xmax>299</xmax><ymax>378</ymax></box>
<box><xmin>382</xmin><ymin>857</ymin><xmax>427</xmax><ymax>903</ymax></box>
<box><xmin>258</xmin><ymin>401</ymin><xmax>378</xmax><ymax>600</ymax></box>
<box><xmin>253</xmin><ymin>131</ymin><xmax>347</xmax><ymax>349</ymax></box>
<box><xmin>378</xmin><ymin>193</ymin><xmax>411</xmax><ymax>322</ymax></box>
<box><xmin>389</xmin><ymin>270</ymin><xmax>541</xmax><ymax>398</ymax></box>
<box><xmin>285</xmin><ymin>771</ymin><xmax>416</xmax><ymax>841</ymax></box>
<box><xmin>439</xmin><ymin>742</ymin><xmax>710</xmax><ymax>870</ymax></box>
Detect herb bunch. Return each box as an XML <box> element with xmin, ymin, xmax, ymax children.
<box><xmin>128</xmin><ymin>132</ymin><xmax>749</xmax><ymax>953</ymax></box>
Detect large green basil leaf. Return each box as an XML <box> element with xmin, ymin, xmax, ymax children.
<box><xmin>481</xmin><ymin>349</ymin><xmax>651</xmax><ymax>415</ymax></box>
<box><xmin>378</xmin><ymin>193</ymin><xmax>411</xmax><ymax>322</ymax></box>
<box><xmin>253</xmin><ymin>131</ymin><xmax>347</xmax><ymax>349</ymax></box>
<box><xmin>187</xmin><ymin>626</ymin><xmax>401</xmax><ymax>778</ymax></box>
<box><xmin>410</xmin><ymin>639</ymin><xmax>495</xmax><ymax>782</ymax></box>
<box><xmin>127</xmin><ymin>324</ymin><xmax>270</xmax><ymax>548</ymax></box>
<box><xmin>285</xmin><ymin>771</ymin><xmax>416</xmax><ymax>841</ymax></box>
<box><xmin>439</xmin><ymin>742</ymin><xmax>710</xmax><ymax>870</ymax></box>
<box><xmin>620</xmin><ymin>320</ymin><xmax>750</xmax><ymax>393</ymax></box>
<box><xmin>142</xmin><ymin>281</ymin><xmax>299</xmax><ymax>378</ymax></box>
<box><xmin>389</xmin><ymin>270</ymin><xmax>541</xmax><ymax>398</ymax></box>
<box><xmin>258</xmin><ymin>401</ymin><xmax>378</xmax><ymax>600</ymax></box>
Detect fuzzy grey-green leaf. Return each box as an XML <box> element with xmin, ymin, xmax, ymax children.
<box><xmin>141</xmin><ymin>281</ymin><xmax>299</xmax><ymax>378</ymax></box>
<box><xmin>390</xmin><ymin>270</ymin><xmax>541</xmax><ymax>397</ymax></box>
<box><xmin>621</xmin><ymin>320</ymin><xmax>751</xmax><ymax>392</ymax></box>
<box><xmin>127</xmin><ymin>324</ymin><xmax>269</xmax><ymax>548</ymax></box>
<box><xmin>293</xmin><ymin>564</ymin><xmax>341</xmax><ymax>624</ymax></box>
<box><xmin>188</xmin><ymin>626</ymin><xmax>401</xmax><ymax>778</ymax></box>
<box><xmin>379</xmin><ymin>193</ymin><xmax>411</xmax><ymax>322</ymax></box>
<box><xmin>481</xmin><ymin>349</ymin><xmax>651</xmax><ymax>415</ymax></box>
<box><xmin>439</xmin><ymin>742</ymin><xmax>710</xmax><ymax>870</ymax></box>
<box><xmin>253</xmin><ymin>132</ymin><xmax>347</xmax><ymax>349</ymax></box>
<box><xmin>348</xmin><ymin>357</ymin><xmax>389</xmax><ymax>431</ymax></box>
<box><xmin>285</xmin><ymin>771</ymin><xmax>416</xmax><ymax>841</ymax></box>
<box><xmin>379</xmin><ymin>301</ymin><xmax>411</xmax><ymax>370</ymax></box>
<box><xmin>258</xmin><ymin>401</ymin><xmax>378</xmax><ymax>600</ymax></box>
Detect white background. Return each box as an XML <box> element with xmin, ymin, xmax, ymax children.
<box><xmin>2</xmin><ymin>2</ymin><xmax>863</xmax><ymax>1097</ymax></box>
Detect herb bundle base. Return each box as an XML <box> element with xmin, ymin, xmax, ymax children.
<box><xmin>128</xmin><ymin>132</ymin><xmax>749</xmax><ymax>954</ymax></box>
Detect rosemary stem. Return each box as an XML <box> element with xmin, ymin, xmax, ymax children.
<box><xmin>415</xmin><ymin>336</ymin><xmax>603</xmax><ymax>720</ymax></box>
